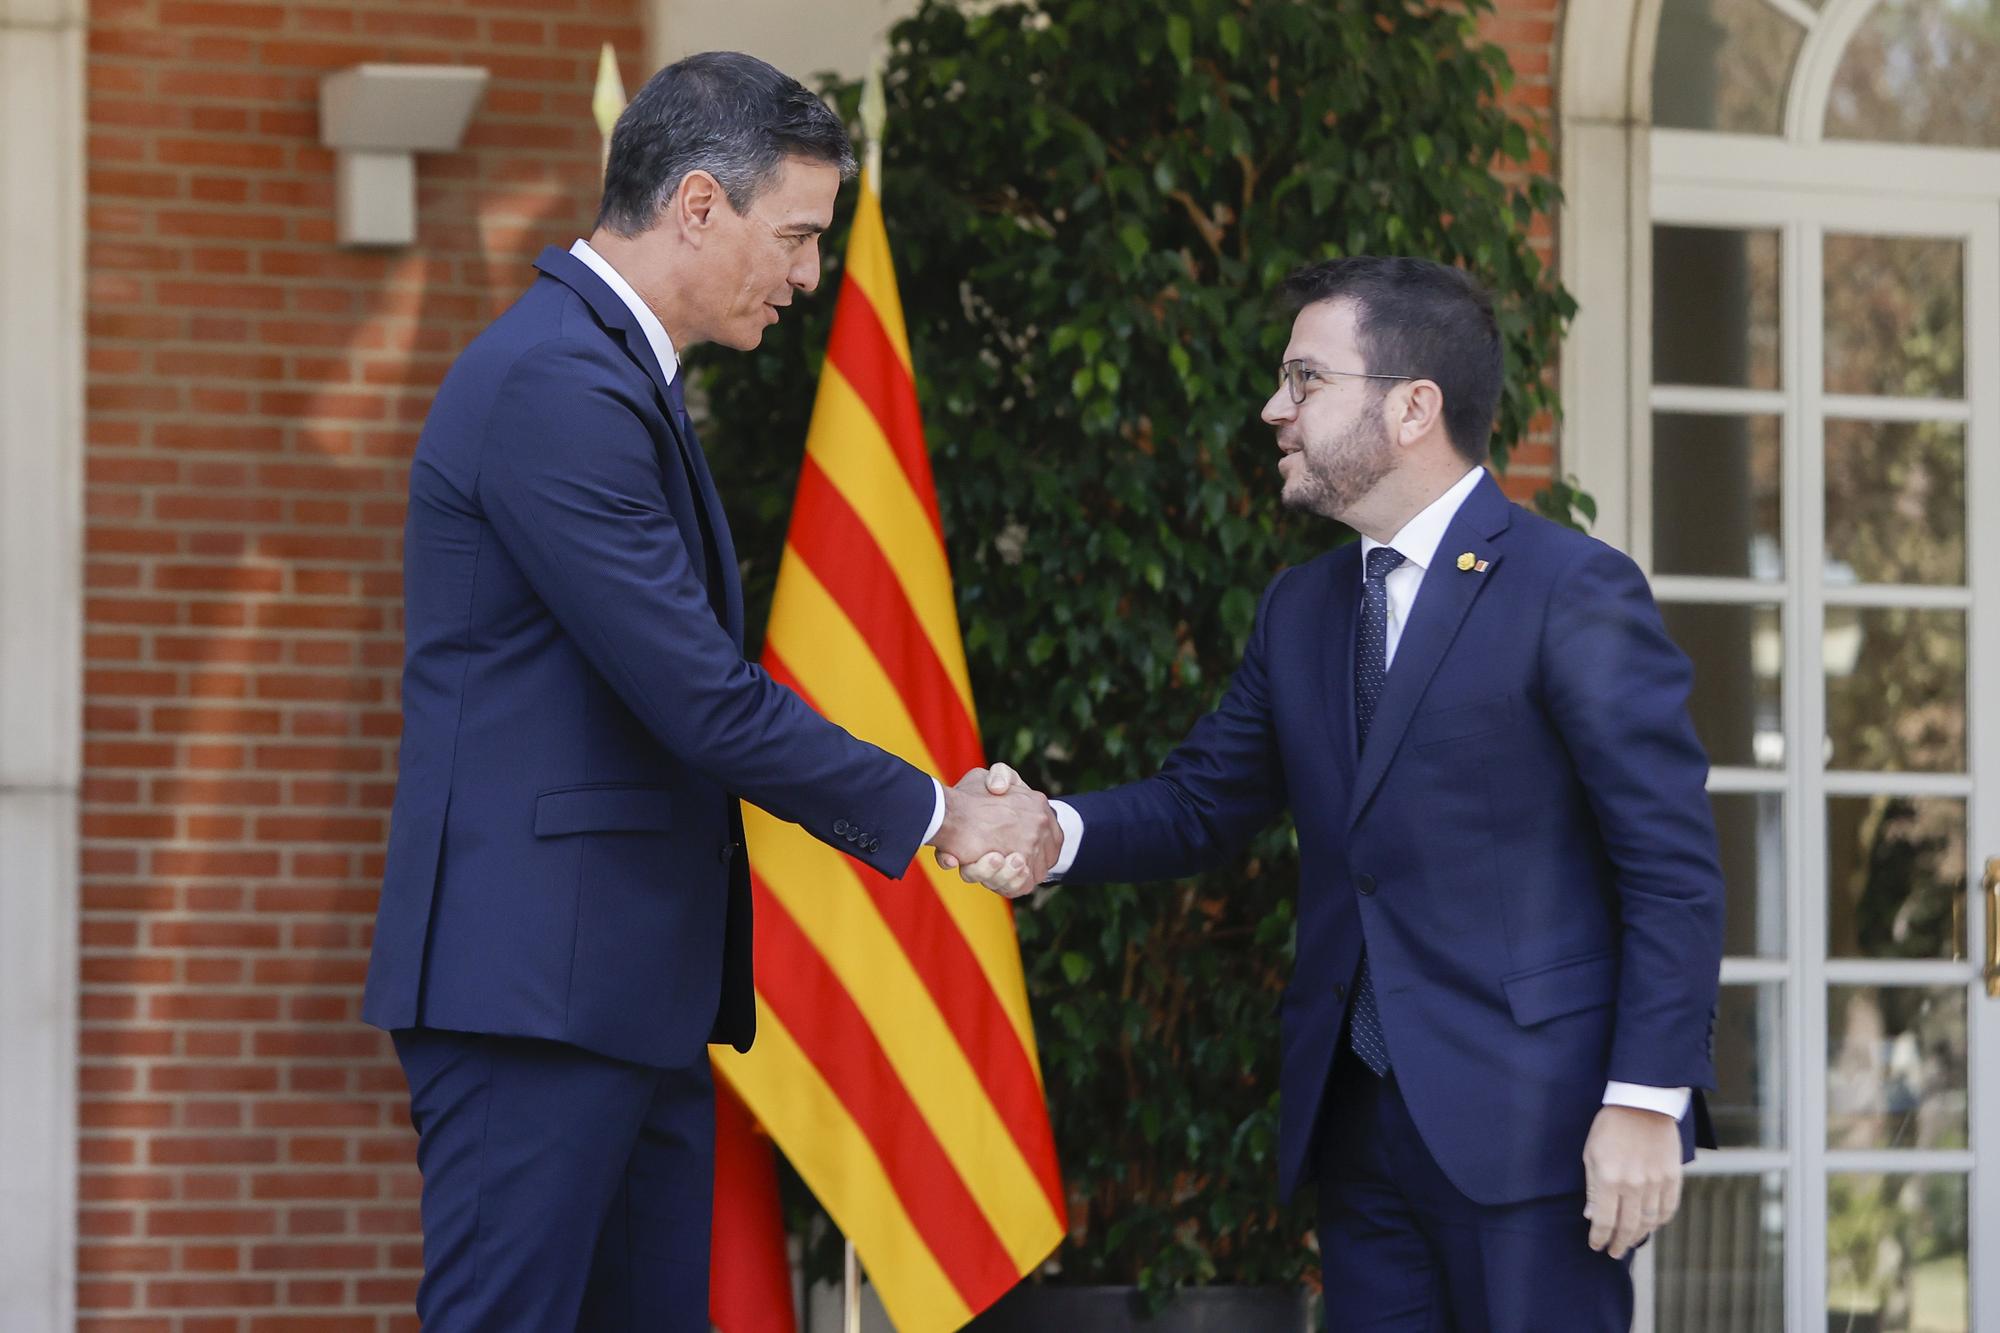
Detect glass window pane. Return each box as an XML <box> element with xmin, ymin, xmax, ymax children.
<box><xmin>1712</xmin><ymin>983</ymin><xmax>1784</xmax><ymax>1148</ymax></box>
<box><xmin>1654</xmin><ymin>413</ymin><xmax>1782</xmax><ymax>579</ymax></box>
<box><xmin>1653</xmin><ymin>0</ymin><xmax>1807</xmax><ymax>135</ymax></box>
<box><xmin>1827</xmin><ymin>987</ymin><xmax>1968</xmax><ymax>1149</ymax></box>
<box><xmin>1826</xmin><ymin>0</ymin><xmax>2000</xmax><ymax>150</ymax></box>
<box><xmin>1662</xmin><ymin>602</ymin><xmax>1784</xmax><ymax>769</ymax></box>
<box><xmin>1825</xmin><ymin>418</ymin><xmax>1966</xmax><ymax>587</ymax></box>
<box><xmin>1824</xmin><ymin>607</ymin><xmax>1966</xmax><ymax>773</ymax></box>
<box><xmin>1823</xmin><ymin>234</ymin><xmax>1965</xmax><ymax>399</ymax></box>
<box><xmin>1827</xmin><ymin>1173</ymin><xmax>1968</xmax><ymax>1332</ymax></box>
<box><xmin>1654</xmin><ymin>226</ymin><xmax>1781</xmax><ymax>389</ymax></box>
<box><xmin>1654</xmin><ymin>1172</ymin><xmax>1784</xmax><ymax>1333</ymax></box>
<box><xmin>1714</xmin><ymin>792</ymin><xmax>1785</xmax><ymax>958</ymax></box>
<box><xmin>1827</xmin><ymin>795</ymin><xmax>1967</xmax><ymax>961</ymax></box>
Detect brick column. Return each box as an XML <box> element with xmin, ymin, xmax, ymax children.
<box><xmin>1480</xmin><ymin>0</ymin><xmax>1564</xmax><ymax>502</ymax></box>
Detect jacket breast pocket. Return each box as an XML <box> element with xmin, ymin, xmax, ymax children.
<box><xmin>534</xmin><ymin>784</ymin><xmax>675</xmax><ymax>837</ymax></box>
<box><xmin>1409</xmin><ymin>694</ymin><xmax>1514</xmax><ymax>749</ymax></box>
<box><xmin>1501</xmin><ymin>950</ymin><xmax>1618</xmax><ymax>1027</ymax></box>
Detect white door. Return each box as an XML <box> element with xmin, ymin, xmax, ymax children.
<box><xmin>1631</xmin><ymin>4</ymin><xmax>2000</xmax><ymax>1328</ymax></box>
<box><xmin>1640</xmin><ymin>171</ymin><xmax>2000</xmax><ymax>1320</ymax></box>
<box><xmin>1640</xmin><ymin>167</ymin><xmax>2000</xmax><ymax>1332</ymax></box>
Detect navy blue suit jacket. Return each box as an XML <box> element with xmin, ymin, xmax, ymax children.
<box><xmin>1063</xmin><ymin>474</ymin><xmax>1725</xmax><ymax>1205</ymax></box>
<box><xmin>363</xmin><ymin>247</ymin><xmax>936</xmax><ymax>1068</ymax></box>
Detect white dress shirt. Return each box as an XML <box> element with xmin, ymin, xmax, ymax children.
<box><xmin>570</xmin><ymin>240</ymin><xmax>947</xmax><ymax>845</ymax></box>
<box><xmin>570</xmin><ymin>238</ymin><xmax>680</xmax><ymax>386</ymax></box>
<box><xmin>1052</xmin><ymin>466</ymin><xmax>1687</xmax><ymax>1121</ymax></box>
<box><xmin>1362</xmin><ymin>464</ymin><xmax>1485</xmax><ymax>668</ymax></box>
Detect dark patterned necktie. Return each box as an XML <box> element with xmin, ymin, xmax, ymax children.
<box><xmin>664</xmin><ymin>371</ymin><xmax>696</xmax><ymax>442</ymax></box>
<box><xmin>1348</xmin><ymin>545</ymin><xmax>1405</xmax><ymax>1076</ymax></box>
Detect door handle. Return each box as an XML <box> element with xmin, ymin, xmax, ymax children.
<box><xmin>1986</xmin><ymin>857</ymin><xmax>2000</xmax><ymax>998</ymax></box>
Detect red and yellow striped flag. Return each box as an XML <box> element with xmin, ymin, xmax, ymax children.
<box><xmin>711</xmin><ymin>163</ymin><xmax>1067</xmax><ymax>1331</ymax></box>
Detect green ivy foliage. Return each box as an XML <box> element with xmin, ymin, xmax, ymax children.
<box><xmin>691</xmin><ymin>0</ymin><xmax>1575</xmax><ymax>1297</ymax></box>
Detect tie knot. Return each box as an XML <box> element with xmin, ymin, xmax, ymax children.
<box><xmin>1365</xmin><ymin>547</ymin><xmax>1406</xmax><ymax>583</ymax></box>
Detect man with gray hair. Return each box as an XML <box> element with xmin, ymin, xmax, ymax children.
<box><xmin>362</xmin><ymin>52</ymin><xmax>1059</xmax><ymax>1331</ymax></box>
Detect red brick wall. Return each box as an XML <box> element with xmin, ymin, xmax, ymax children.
<box><xmin>75</xmin><ymin>2</ymin><xmax>1567</xmax><ymax>1326</ymax></box>
<box><xmin>1481</xmin><ymin>0</ymin><xmax>1563</xmax><ymax>501</ymax></box>
<box><xmin>79</xmin><ymin>0</ymin><xmax>642</xmax><ymax>1325</ymax></box>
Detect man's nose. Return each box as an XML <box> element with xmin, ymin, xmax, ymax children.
<box><xmin>793</xmin><ymin>241</ymin><xmax>822</xmax><ymax>293</ymax></box>
<box><xmin>1260</xmin><ymin>387</ymin><xmax>1294</xmax><ymax>427</ymax></box>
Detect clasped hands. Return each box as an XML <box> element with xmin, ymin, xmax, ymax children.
<box><xmin>929</xmin><ymin>763</ymin><xmax>1053</xmax><ymax>898</ymax></box>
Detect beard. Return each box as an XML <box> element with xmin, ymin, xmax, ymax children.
<box><xmin>1279</xmin><ymin>403</ymin><xmax>1395</xmax><ymax>521</ymax></box>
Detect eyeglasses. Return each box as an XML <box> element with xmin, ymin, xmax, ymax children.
<box><xmin>1278</xmin><ymin>359</ymin><xmax>1413</xmax><ymax>404</ymax></box>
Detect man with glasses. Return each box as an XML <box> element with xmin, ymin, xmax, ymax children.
<box><xmin>955</xmin><ymin>257</ymin><xmax>1725</xmax><ymax>1329</ymax></box>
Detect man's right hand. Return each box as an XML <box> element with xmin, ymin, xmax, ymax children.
<box><xmin>931</xmin><ymin>763</ymin><xmax>1058</xmax><ymax>896</ymax></box>
<box><xmin>936</xmin><ymin>764</ymin><xmax>1052</xmax><ymax>898</ymax></box>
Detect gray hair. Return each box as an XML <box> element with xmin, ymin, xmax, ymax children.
<box><xmin>595</xmin><ymin>51</ymin><xmax>857</xmax><ymax>236</ymax></box>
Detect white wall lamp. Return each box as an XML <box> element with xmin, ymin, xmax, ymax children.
<box><xmin>319</xmin><ymin>63</ymin><xmax>489</xmax><ymax>248</ymax></box>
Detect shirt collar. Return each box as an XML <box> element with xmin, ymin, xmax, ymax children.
<box><xmin>569</xmin><ymin>238</ymin><xmax>679</xmax><ymax>387</ymax></box>
<box><xmin>1360</xmin><ymin>466</ymin><xmax>1486</xmax><ymax>576</ymax></box>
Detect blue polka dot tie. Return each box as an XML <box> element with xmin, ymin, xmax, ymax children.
<box><xmin>1348</xmin><ymin>546</ymin><xmax>1404</xmax><ymax>1076</ymax></box>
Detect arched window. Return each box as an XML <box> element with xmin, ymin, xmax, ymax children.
<box><xmin>1825</xmin><ymin>1</ymin><xmax>2000</xmax><ymax>149</ymax></box>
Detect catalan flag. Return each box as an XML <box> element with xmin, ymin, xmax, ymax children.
<box><xmin>709</xmin><ymin>156</ymin><xmax>1067</xmax><ymax>1330</ymax></box>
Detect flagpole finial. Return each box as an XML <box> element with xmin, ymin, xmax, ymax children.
<box><xmin>860</xmin><ymin>54</ymin><xmax>886</xmax><ymax>183</ymax></box>
<box><xmin>593</xmin><ymin>42</ymin><xmax>627</xmax><ymax>172</ymax></box>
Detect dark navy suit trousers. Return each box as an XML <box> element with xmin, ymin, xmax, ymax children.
<box><xmin>395</xmin><ymin>1028</ymin><xmax>716</xmax><ymax>1333</ymax></box>
<box><xmin>1316</xmin><ymin>1053</ymin><xmax>1633</xmax><ymax>1333</ymax></box>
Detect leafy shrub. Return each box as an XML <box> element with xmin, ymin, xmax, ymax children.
<box><xmin>694</xmin><ymin>0</ymin><xmax>1575</xmax><ymax>1297</ymax></box>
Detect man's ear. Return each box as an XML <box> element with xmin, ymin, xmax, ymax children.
<box><xmin>1396</xmin><ymin>379</ymin><xmax>1446</xmax><ymax>447</ymax></box>
<box><xmin>675</xmin><ymin>170</ymin><xmax>724</xmax><ymax>247</ymax></box>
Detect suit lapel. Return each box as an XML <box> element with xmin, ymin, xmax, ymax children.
<box><xmin>532</xmin><ymin>247</ymin><xmax>745</xmax><ymax>649</ymax></box>
<box><xmin>672</xmin><ymin>409</ymin><xmax>745</xmax><ymax>649</ymax></box>
<box><xmin>1346</xmin><ymin>473</ymin><xmax>1513</xmax><ymax>828</ymax></box>
<box><xmin>534</xmin><ymin>246</ymin><xmax>680</xmax><ymax>409</ymax></box>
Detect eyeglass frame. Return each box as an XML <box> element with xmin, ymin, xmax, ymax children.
<box><xmin>1277</xmin><ymin>358</ymin><xmax>1415</xmax><ymax>405</ymax></box>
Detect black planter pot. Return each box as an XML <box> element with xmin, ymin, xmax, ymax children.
<box><xmin>967</xmin><ymin>1283</ymin><xmax>1316</xmax><ymax>1332</ymax></box>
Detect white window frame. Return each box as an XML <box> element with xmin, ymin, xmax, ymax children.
<box><xmin>1564</xmin><ymin>3</ymin><xmax>2000</xmax><ymax>1329</ymax></box>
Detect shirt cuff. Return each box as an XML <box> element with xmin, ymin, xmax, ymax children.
<box><xmin>922</xmin><ymin>778</ymin><xmax>945</xmax><ymax>845</ymax></box>
<box><xmin>1047</xmin><ymin>800</ymin><xmax>1083</xmax><ymax>879</ymax></box>
<box><xmin>1603</xmin><ymin>1082</ymin><xmax>1691</xmax><ymax>1121</ymax></box>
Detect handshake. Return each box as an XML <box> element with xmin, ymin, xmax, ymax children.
<box><xmin>928</xmin><ymin>763</ymin><xmax>1057</xmax><ymax>899</ymax></box>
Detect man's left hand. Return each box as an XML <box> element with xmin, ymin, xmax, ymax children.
<box><xmin>1582</xmin><ymin>1104</ymin><xmax>1683</xmax><ymax>1261</ymax></box>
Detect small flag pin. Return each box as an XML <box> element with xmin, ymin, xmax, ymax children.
<box><xmin>1475</xmin><ymin>559</ymin><xmax>1490</xmax><ymax>573</ymax></box>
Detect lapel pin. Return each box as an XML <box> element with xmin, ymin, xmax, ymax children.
<box><xmin>1475</xmin><ymin>559</ymin><xmax>1490</xmax><ymax>573</ymax></box>
<box><xmin>1456</xmin><ymin>552</ymin><xmax>1476</xmax><ymax>572</ymax></box>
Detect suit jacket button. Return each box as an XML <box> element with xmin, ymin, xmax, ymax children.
<box><xmin>1355</xmin><ymin>873</ymin><xmax>1377</xmax><ymax>896</ymax></box>
<box><xmin>719</xmin><ymin>841</ymin><xmax>739</xmax><ymax>864</ymax></box>
<box><xmin>834</xmin><ymin>819</ymin><xmax>851</xmax><ymax>836</ymax></box>
<box><xmin>861</xmin><ymin>836</ymin><xmax>878</xmax><ymax>853</ymax></box>
<box><xmin>1333</xmin><ymin>982</ymin><xmax>1347</xmax><ymax>1002</ymax></box>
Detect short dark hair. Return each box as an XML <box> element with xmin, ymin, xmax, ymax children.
<box><xmin>1278</xmin><ymin>257</ymin><xmax>1503</xmax><ymax>465</ymax></box>
<box><xmin>596</xmin><ymin>51</ymin><xmax>857</xmax><ymax>236</ymax></box>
